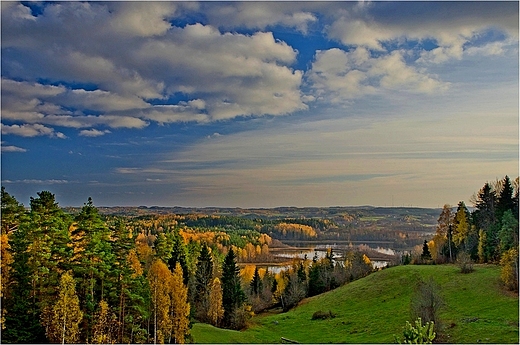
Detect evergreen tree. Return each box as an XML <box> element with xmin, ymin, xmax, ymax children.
<box><xmin>250</xmin><ymin>266</ymin><xmax>262</xmax><ymax>296</ymax></box>
<box><xmin>194</xmin><ymin>243</ymin><xmax>213</xmax><ymax>321</ymax></box>
<box><xmin>473</xmin><ymin>183</ymin><xmax>498</xmax><ymax>261</ymax></box>
<box><xmin>1</xmin><ymin>186</ymin><xmax>26</xmax><ymax>235</ymax></box>
<box><xmin>221</xmin><ymin>248</ymin><xmax>245</xmax><ymax>329</ymax></box>
<box><xmin>167</xmin><ymin>228</ymin><xmax>189</xmax><ymax>285</ymax></box>
<box><xmin>496</xmin><ymin>176</ymin><xmax>515</xmax><ymax>221</ymax></box>
<box><xmin>71</xmin><ymin>197</ymin><xmax>115</xmax><ymax>342</ymax></box>
<box><xmin>498</xmin><ymin>210</ymin><xmax>519</xmax><ymax>253</ymax></box>
<box><xmin>421</xmin><ymin>240</ymin><xmax>432</xmax><ymax>261</ymax></box>
<box><xmin>3</xmin><ymin>191</ymin><xmax>71</xmax><ymax>343</ymax></box>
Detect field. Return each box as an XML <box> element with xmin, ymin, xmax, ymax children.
<box><xmin>191</xmin><ymin>264</ymin><xmax>519</xmax><ymax>344</ymax></box>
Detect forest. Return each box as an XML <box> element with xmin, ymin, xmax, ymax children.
<box><xmin>0</xmin><ymin>175</ymin><xmax>518</xmax><ymax>344</ymax></box>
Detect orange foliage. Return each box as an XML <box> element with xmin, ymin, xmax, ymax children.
<box><xmin>274</xmin><ymin>223</ymin><xmax>317</xmax><ymax>238</ymax></box>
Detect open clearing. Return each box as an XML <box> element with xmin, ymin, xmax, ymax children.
<box><xmin>191</xmin><ymin>264</ymin><xmax>519</xmax><ymax>343</ymax></box>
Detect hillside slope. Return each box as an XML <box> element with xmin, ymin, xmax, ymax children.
<box><xmin>191</xmin><ymin>264</ymin><xmax>518</xmax><ymax>343</ymax></box>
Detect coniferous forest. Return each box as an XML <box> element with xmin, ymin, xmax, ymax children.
<box><xmin>0</xmin><ymin>175</ymin><xmax>518</xmax><ymax>344</ymax></box>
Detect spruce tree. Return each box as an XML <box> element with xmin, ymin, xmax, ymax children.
<box><xmin>221</xmin><ymin>248</ymin><xmax>245</xmax><ymax>329</ymax></box>
<box><xmin>496</xmin><ymin>176</ymin><xmax>515</xmax><ymax>221</ymax></box>
<box><xmin>194</xmin><ymin>243</ymin><xmax>213</xmax><ymax>321</ymax></box>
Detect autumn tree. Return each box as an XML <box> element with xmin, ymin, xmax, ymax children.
<box><xmin>148</xmin><ymin>259</ymin><xmax>173</xmax><ymax>344</ymax></box>
<box><xmin>431</xmin><ymin>205</ymin><xmax>452</xmax><ymax>263</ymax></box>
<box><xmin>169</xmin><ymin>263</ymin><xmax>190</xmax><ymax>344</ymax></box>
<box><xmin>500</xmin><ymin>247</ymin><xmax>519</xmax><ymax>292</ymax></box>
<box><xmin>91</xmin><ymin>300</ymin><xmax>118</xmax><ymax>344</ymax></box>
<box><xmin>208</xmin><ymin>277</ymin><xmax>224</xmax><ymax>327</ymax></box>
<box><xmin>41</xmin><ymin>271</ymin><xmax>83</xmax><ymax>344</ymax></box>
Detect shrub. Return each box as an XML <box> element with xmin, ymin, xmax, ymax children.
<box><xmin>457</xmin><ymin>251</ymin><xmax>474</xmax><ymax>274</ymax></box>
<box><xmin>311</xmin><ymin>310</ymin><xmax>336</xmax><ymax>320</ymax></box>
<box><xmin>500</xmin><ymin>248</ymin><xmax>519</xmax><ymax>292</ymax></box>
<box><xmin>395</xmin><ymin>317</ymin><xmax>436</xmax><ymax>344</ymax></box>
<box><xmin>410</xmin><ymin>277</ymin><xmax>444</xmax><ymax>328</ymax></box>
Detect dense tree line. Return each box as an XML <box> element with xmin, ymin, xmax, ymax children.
<box><xmin>428</xmin><ymin>176</ymin><xmax>519</xmax><ymax>290</ymax></box>
<box><xmin>1</xmin><ymin>189</ymin><xmax>238</xmax><ymax>342</ymax></box>
<box><xmin>1</xmin><ymin>188</ymin><xmax>378</xmax><ymax>343</ymax></box>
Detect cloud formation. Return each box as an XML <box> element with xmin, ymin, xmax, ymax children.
<box><xmin>1</xmin><ymin>1</ymin><xmax>516</xmax><ymax>138</ymax></box>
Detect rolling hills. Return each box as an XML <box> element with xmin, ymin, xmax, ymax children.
<box><xmin>191</xmin><ymin>264</ymin><xmax>519</xmax><ymax>343</ymax></box>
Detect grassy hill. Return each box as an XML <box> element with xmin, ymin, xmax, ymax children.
<box><xmin>191</xmin><ymin>264</ymin><xmax>518</xmax><ymax>343</ymax></box>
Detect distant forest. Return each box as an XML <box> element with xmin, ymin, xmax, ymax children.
<box><xmin>0</xmin><ymin>175</ymin><xmax>517</xmax><ymax>343</ymax></box>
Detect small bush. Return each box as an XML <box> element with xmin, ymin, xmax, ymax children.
<box><xmin>457</xmin><ymin>252</ymin><xmax>474</xmax><ymax>274</ymax></box>
<box><xmin>395</xmin><ymin>317</ymin><xmax>436</xmax><ymax>344</ymax></box>
<box><xmin>311</xmin><ymin>310</ymin><xmax>336</xmax><ymax>320</ymax></box>
<box><xmin>500</xmin><ymin>248</ymin><xmax>519</xmax><ymax>292</ymax></box>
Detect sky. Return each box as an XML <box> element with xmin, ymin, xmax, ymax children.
<box><xmin>1</xmin><ymin>1</ymin><xmax>518</xmax><ymax>209</ymax></box>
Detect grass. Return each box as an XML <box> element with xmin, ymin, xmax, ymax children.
<box><xmin>191</xmin><ymin>264</ymin><xmax>519</xmax><ymax>343</ymax></box>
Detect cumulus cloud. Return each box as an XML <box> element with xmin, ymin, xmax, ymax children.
<box><xmin>326</xmin><ymin>2</ymin><xmax>518</xmax><ymax>64</ymax></box>
<box><xmin>1</xmin><ymin>2</ymin><xmax>307</xmax><ymax>129</ymax></box>
<box><xmin>306</xmin><ymin>47</ymin><xmax>449</xmax><ymax>103</ymax></box>
<box><xmin>1</xmin><ymin>123</ymin><xmax>67</xmax><ymax>138</ymax></box>
<box><xmin>0</xmin><ymin>1</ymin><xmax>516</xmax><ymax>138</ymax></box>
<box><xmin>203</xmin><ymin>2</ymin><xmax>318</xmax><ymax>33</ymax></box>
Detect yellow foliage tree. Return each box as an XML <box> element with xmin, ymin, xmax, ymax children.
<box><xmin>92</xmin><ymin>300</ymin><xmax>118</xmax><ymax>344</ymax></box>
<box><xmin>41</xmin><ymin>271</ymin><xmax>83</xmax><ymax>344</ymax></box>
<box><xmin>500</xmin><ymin>248</ymin><xmax>519</xmax><ymax>291</ymax></box>
<box><xmin>207</xmin><ymin>277</ymin><xmax>224</xmax><ymax>327</ymax></box>
<box><xmin>0</xmin><ymin>234</ymin><xmax>13</xmax><ymax>330</ymax></box>
<box><xmin>169</xmin><ymin>263</ymin><xmax>190</xmax><ymax>344</ymax></box>
<box><xmin>148</xmin><ymin>259</ymin><xmax>173</xmax><ymax>344</ymax></box>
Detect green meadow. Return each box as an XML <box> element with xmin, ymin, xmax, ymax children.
<box><xmin>191</xmin><ymin>264</ymin><xmax>519</xmax><ymax>343</ymax></box>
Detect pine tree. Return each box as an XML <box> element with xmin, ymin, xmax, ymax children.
<box><xmin>221</xmin><ymin>248</ymin><xmax>245</xmax><ymax>329</ymax></box>
<box><xmin>41</xmin><ymin>271</ymin><xmax>83</xmax><ymax>344</ymax></box>
<box><xmin>71</xmin><ymin>197</ymin><xmax>115</xmax><ymax>342</ymax></box>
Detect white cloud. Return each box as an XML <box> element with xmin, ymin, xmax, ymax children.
<box><xmin>203</xmin><ymin>2</ymin><xmax>317</xmax><ymax>33</ymax></box>
<box><xmin>78</xmin><ymin>129</ymin><xmax>111</xmax><ymax>137</ymax></box>
<box><xmin>1</xmin><ymin>2</ymin><xmax>308</xmax><ymax>129</ymax></box>
<box><xmin>1</xmin><ymin>145</ymin><xmax>27</xmax><ymax>152</ymax></box>
<box><xmin>108</xmin><ymin>2</ymin><xmax>177</xmax><ymax>37</ymax></box>
<box><xmin>1</xmin><ymin>123</ymin><xmax>67</xmax><ymax>139</ymax></box>
<box><xmin>326</xmin><ymin>2</ymin><xmax>518</xmax><ymax>65</ymax></box>
<box><xmin>306</xmin><ymin>48</ymin><xmax>449</xmax><ymax>103</ymax></box>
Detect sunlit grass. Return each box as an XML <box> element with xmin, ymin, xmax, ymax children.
<box><xmin>191</xmin><ymin>264</ymin><xmax>518</xmax><ymax>343</ymax></box>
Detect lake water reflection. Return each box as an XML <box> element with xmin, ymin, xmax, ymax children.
<box><xmin>260</xmin><ymin>242</ymin><xmax>397</xmax><ymax>273</ymax></box>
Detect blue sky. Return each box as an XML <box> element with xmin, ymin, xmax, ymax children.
<box><xmin>1</xmin><ymin>1</ymin><xmax>518</xmax><ymax>208</ymax></box>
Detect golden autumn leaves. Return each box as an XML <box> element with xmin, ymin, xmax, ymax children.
<box><xmin>148</xmin><ymin>260</ymin><xmax>190</xmax><ymax>344</ymax></box>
